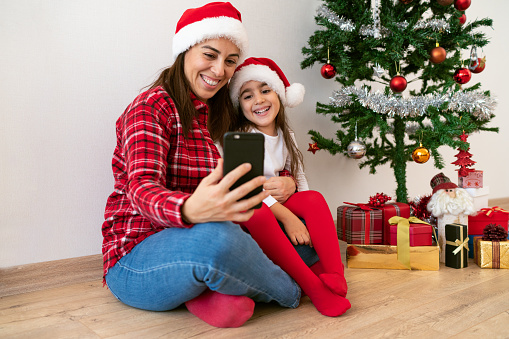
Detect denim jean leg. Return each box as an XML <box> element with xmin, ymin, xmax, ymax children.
<box><xmin>105</xmin><ymin>221</ymin><xmax>301</xmax><ymax>311</ymax></box>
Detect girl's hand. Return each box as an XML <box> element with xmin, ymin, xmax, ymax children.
<box><xmin>181</xmin><ymin>159</ymin><xmax>269</xmax><ymax>224</ymax></box>
<box><xmin>283</xmin><ymin>218</ymin><xmax>312</xmax><ymax>247</ymax></box>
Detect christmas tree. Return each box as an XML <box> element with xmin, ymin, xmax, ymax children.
<box><xmin>301</xmin><ymin>0</ymin><xmax>498</xmax><ymax>202</ymax></box>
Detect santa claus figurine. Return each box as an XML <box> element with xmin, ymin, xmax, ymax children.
<box><xmin>427</xmin><ymin>172</ymin><xmax>475</xmax><ymax>263</ymax></box>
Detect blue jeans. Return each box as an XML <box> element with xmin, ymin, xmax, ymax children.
<box><xmin>105</xmin><ymin>221</ymin><xmax>318</xmax><ymax>311</ymax></box>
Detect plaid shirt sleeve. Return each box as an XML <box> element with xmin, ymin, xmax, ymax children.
<box><xmin>122</xmin><ymin>93</ymin><xmax>191</xmax><ymax>228</ymax></box>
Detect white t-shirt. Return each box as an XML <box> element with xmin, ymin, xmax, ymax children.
<box><xmin>250</xmin><ymin>127</ymin><xmax>309</xmax><ymax>207</ymax></box>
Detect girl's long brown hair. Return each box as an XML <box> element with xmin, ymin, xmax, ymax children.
<box><xmin>148</xmin><ymin>52</ymin><xmax>237</xmax><ymax>140</ymax></box>
<box><xmin>232</xmin><ymin>102</ymin><xmax>304</xmax><ymax>178</ymax></box>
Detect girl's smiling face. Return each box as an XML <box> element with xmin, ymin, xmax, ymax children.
<box><xmin>184</xmin><ymin>38</ymin><xmax>240</xmax><ymax>102</ymax></box>
<box><xmin>239</xmin><ymin>80</ymin><xmax>280</xmax><ymax>136</ymax></box>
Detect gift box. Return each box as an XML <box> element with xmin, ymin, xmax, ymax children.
<box><xmin>337</xmin><ymin>203</ymin><xmax>383</xmax><ymax>244</ymax></box>
<box><xmin>380</xmin><ymin>202</ymin><xmax>411</xmax><ymax>244</ymax></box>
<box><xmin>465</xmin><ymin>186</ymin><xmax>489</xmax><ymax>211</ymax></box>
<box><xmin>458</xmin><ymin>169</ymin><xmax>483</xmax><ymax>188</ymax></box>
<box><xmin>437</xmin><ymin>214</ymin><xmax>468</xmax><ymax>263</ymax></box>
<box><xmin>445</xmin><ymin>223</ymin><xmax>469</xmax><ymax>269</ymax></box>
<box><xmin>468</xmin><ymin>234</ymin><xmax>481</xmax><ymax>258</ymax></box>
<box><xmin>346</xmin><ymin>243</ymin><xmax>439</xmax><ymax>270</ymax></box>
<box><xmin>389</xmin><ymin>223</ymin><xmax>433</xmax><ymax>246</ymax></box>
<box><xmin>468</xmin><ymin>207</ymin><xmax>509</xmax><ymax>235</ymax></box>
<box><xmin>473</xmin><ymin>236</ymin><xmax>509</xmax><ymax>269</ymax></box>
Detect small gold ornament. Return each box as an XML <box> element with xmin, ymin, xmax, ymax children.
<box><xmin>412</xmin><ymin>143</ymin><xmax>430</xmax><ymax>164</ymax></box>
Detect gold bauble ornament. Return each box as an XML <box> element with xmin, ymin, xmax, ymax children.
<box><xmin>412</xmin><ymin>144</ymin><xmax>430</xmax><ymax>164</ymax></box>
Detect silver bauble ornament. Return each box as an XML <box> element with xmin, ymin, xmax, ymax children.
<box><xmin>347</xmin><ymin>140</ymin><xmax>366</xmax><ymax>159</ymax></box>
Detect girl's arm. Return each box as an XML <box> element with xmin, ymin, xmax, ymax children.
<box><xmin>270</xmin><ymin>202</ymin><xmax>312</xmax><ymax>247</ymax></box>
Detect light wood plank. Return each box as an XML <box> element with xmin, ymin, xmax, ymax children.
<box><xmin>0</xmin><ymin>254</ymin><xmax>102</xmax><ymax>297</ymax></box>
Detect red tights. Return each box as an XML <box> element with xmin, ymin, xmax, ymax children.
<box><xmin>240</xmin><ymin>190</ymin><xmax>350</xmax><ymax>317</ymax></box>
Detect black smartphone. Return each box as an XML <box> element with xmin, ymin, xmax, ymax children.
<box><xmin>223</xmin><ymin>132</ymin><xmax>265</xmax><ymax>209</ymax></box>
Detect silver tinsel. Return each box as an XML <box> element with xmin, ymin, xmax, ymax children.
<box><xmin>317</xmin><ymin>5</ymin><xmax>450</xmax><ymax>38</ymax></box>
<box><xmin>329</xmin><ymin>86</ymin><xmax>496</xmax><ymax>120</ymax></box>
<box><xmin>316</xmin><ymin>5</ymin><xmax>355</xmax><ymax>32</ymax></box>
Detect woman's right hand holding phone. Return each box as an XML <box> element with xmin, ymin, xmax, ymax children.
<box><xmin>181</xmin><ymin>159</ymin><xmax>269</xmax><ymax>224</ymax></box>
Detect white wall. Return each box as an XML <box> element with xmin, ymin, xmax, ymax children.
<box><xmin>1</xmin><ymin>0</ymin><xmax>507</xmax><ymax>267</ymax></box>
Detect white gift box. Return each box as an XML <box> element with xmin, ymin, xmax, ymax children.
<box><xmin>465</xmin><ymin>186</ymin><xmax>489</xmax><ymax>211</ymax></box>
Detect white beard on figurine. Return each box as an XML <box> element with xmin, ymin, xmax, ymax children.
<box><xmin>427</xmin><ymin>188</ymin><xmax>475</xmax><ymax>217</ymax></box>
<box><xmin>427</xmin><ymin>172</ymin><xmax>475</xmax><ymax>263</ymax></box>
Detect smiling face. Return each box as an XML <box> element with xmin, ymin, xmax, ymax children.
<box><xmin>184</xmin><ymin>38</ymin><xmax>240</xmax><ymax>102</ymax></box>
<box><xmin>239</xmin><ymin>80</ymin><xmax>281</xmax><ymax>136</ymax></box>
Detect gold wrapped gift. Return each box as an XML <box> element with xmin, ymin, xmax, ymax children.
<box><xmin>473</xmin><ymin>237</ymin><xmax>509</xmax><ymax>269</ymax></box>
<box><xmin>346</xmin><ymin>244</ymin><xmax>439</xmax><ymax>270</ymax></box>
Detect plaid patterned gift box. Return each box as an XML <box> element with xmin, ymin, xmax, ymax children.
<box><xmin>337</xmin><ymin>203</ymin><xmax>383</xmax><ymax>244</ymax></box>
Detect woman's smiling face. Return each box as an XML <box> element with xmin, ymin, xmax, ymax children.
<box><xmin>184</xmin><ymin>38</ymin><xmax>240</xmax><ymax>102</ymax></box>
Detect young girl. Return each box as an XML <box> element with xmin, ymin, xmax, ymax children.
<box><xmin>227</xmin><ymin>57</ymin><xmax>351</xmax><ymax>317</ymax></box>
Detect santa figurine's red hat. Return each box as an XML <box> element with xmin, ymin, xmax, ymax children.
<box><xmin>172</xmin><ymin>2</ymin><xmax>248</xmax><ymax>61</ymax></box>
<box><xmin>229</xmin><ymin>57</ymin><xmax>305</xmax><ymax>108</ymax></box>
<box><xmin>430</xmin><ymin>172</ymin><xmax>458</xmax><ymax>195</ymax></box>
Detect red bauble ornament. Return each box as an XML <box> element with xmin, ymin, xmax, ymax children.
<box><xmin>390</xmin><ymin>75</ymin><xmax>407</xmax><ymax>93</ymax></box>
<box><xmin>453</xmin><ymin>68</ymin><xmax>472</xmax><ymax>84</ymax></box>
<box><xmin>470</xmin><ymin>57</ymin><xmax>486</xmax><ymax>73</ymax></box>
<box><xmin>437</xmin><ymin>0</ymin><xmax>454</xmax><ymax>5</ymax></box>
<box><xmin>429</xmin><ymin>46</ymin><xmax>447</xmax><ymax>64</ymax></box>
<box><xmin>454</xmin><ymin>0</ymin><xmax>471</xmax><ymax>11</ymax></box>
<box><xmin>459</xmin><ymin>14</ymin><xmax>466</xmax><ymax>24</ymax></box>
<box><xmin>399</xmin><ymin>0</ymin><xmax>413</xmax><ymax>4</ymax></box>
<box><xmin>321</xmin><ymin>63</ymin><xmax>336</xmax><ymax>79</ymax></box>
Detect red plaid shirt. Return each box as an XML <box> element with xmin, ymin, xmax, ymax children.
<box><xmin>102</xmin><ymin>86</ymin><xmax>220</xmax><ymax>278</ymax></box>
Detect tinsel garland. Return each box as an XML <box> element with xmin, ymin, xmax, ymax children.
<box><xmin>317</xmin><ymin>4</ymin><xmax>450</xmax><ymax>37</ymax></box>
<box><xmin>329</xmin><ymin>86</ymin><xmax>496</xmax><ymax>120</ymax></box>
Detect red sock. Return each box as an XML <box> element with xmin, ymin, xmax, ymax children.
<box><xmin>185</xmin><ymin>289</ymin><xmax>254</xmax><ymax>328</ymax></box>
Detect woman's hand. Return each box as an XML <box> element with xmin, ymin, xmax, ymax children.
<box><xmin>263</xmin><ymin>176</ymin><xmax>296</xmax><ymax>204</ymax></box>
<box><xmin>181</xmin><ymin>159</ymin><xmax>269</xmax><ymax>224</ymax></box>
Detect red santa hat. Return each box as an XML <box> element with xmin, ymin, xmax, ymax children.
<box><xmin>229</xmin><ymin>57</ymin><xmax>305</xmax><ymax>108</ymax></box>
<box><xmin>172</xmin><ymin>2</ymin><xmax>249</xmax><ymax>61</ymax></box>
<box><xmin>430</xmin><ymin>172</ymin><xmax>458</xmax><ymax>195</ymax></box>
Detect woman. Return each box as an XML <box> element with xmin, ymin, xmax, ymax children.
<box><xmin>102</xmin><ymin>2</ymin><xmax>316</xmax><ymax>328</ymax></box>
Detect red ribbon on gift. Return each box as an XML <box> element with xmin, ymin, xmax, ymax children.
<box><xmin>479</xmin><ymin>206</ymin><xmax>509</xmax><ymax>217</ymax></box>
<box><xmin>342</xmin><ymin>202</ymin><xmax>374</xmax><ymax>243</ymax></box>
<box><xmin>343</xmin><ymin>202</ymin><xmax>375</xmax><ymax>211</ymax></box>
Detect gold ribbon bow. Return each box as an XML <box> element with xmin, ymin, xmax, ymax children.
<box><xmin>389</xmin><ymin>216</ymin><xmax>431</xmax><ymax>269</ymax></box>
<box><xmin>446</xmin><ymin>238</ymin><xmax>469</xmax><ymax>254</ymax></box>
<box><xmin>480</xmin><ymin>206</ymin><xmax>509</xmax><ymax>217</ymax></box>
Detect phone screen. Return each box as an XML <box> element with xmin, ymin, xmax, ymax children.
<box><xmin>223</xmin><ymin>132</ymin><xmax>265</xmax><ymax>209</ymax></box>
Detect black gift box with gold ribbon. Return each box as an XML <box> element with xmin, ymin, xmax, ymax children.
<box><xmin>445</xmin><ymin>223</ymin><xmax>469</xmax><ymax>269</ymax></box>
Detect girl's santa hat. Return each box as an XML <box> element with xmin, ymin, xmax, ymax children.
<box><xmin>229</xmin><ymin>57</ymin><xmax>305</xmax><ymax>108</ymax></box>
<box><xmin>172</xmin><ymin>2</ymin><xmax>249</xmax><ymax>61</ymax></box>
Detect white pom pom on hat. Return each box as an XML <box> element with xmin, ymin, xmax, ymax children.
<box><xmin>172</xmin><ymin>2</ymin><xmax>249</xmax><ymax>61</ymax></box>
<box><xmin>229</xmin><ymin>57</ymin><xmax>305</xmax><ymax>108</ymax></box>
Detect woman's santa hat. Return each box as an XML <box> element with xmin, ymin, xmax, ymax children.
<box><xmin>229</xmin><ymin>57</ymin><xmax>305</xmax><ymax>108</ymax></box>
<box><xmin>172</xmin><ymin>2</ymin><xmax>249</xmax><ymax>61</ymax></box>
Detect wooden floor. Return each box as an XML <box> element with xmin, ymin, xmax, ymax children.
<box><xmin>2</xmin><ymin>198</ymin><xmax>509</xmax><ymax>338</ymax></box>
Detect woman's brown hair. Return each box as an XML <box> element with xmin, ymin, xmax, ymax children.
<box><xmin>148</xmin><ymin>52</ymin><xmax>237</xmax><ymax>140</ymax></box>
